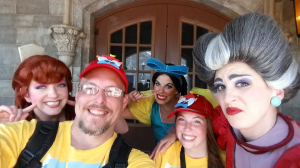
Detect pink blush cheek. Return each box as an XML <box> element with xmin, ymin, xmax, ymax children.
<box><xmin>26</xmin><ymin>90</ymin><xmax>39</xmax><ymax>104</ymax></box>
<box><xmin>164</xmin><ymin>89</ymin><xmax>176</xmax><ymax>96</ymax></box>
<box><xmin>175</xmin><ymin>124</ymin><xmax>184</xmax><ymax>139</ymax></box>
<box><xmin>153</xmin><ymin>85</ymin><xmax>159</xmax><ymax>91</ymax></box>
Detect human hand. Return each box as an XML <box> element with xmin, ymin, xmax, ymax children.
<box><xmin>0</xmin><ymin>103</ymin><xmax>37</xmax><ymax>123</ymax></box>
<box><xmin>150</xmin><ymin>129</ymin><xmax>177</xmax><ymax>159</ymax></box>
<box><xmin>128</xmin><ymin>90</ymin><xmax>154</xmax><ymax>103</ymax></box>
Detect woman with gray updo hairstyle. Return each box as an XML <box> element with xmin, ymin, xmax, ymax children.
<box><xmin>194</xmin><ymin>13</ymin><xmax>300</xmax><ymax>103</ymax></box>
<box><xmin>193</xmin><ymin>12</ymin><xmax>300</xmax><ymax>168</ymax></box>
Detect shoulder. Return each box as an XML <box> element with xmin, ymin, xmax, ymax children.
<box><xmin>0</xmin><ymin>119</ymin><xmax>37</xmax><ymax>135</ymax></box>
<box><xmin>168</xmin><ymin>140</ymin><xmax>181</xmax><ymax>150</ymax></box>
<box><xmin>59</xmin><ymin>120</ymin><xmax>73</xmax><ymax>126</ymax></box>
<box><xmin>282</xmin><ymin>115</ymin><xmax>300</xmax><ymax>139</ymax></box>
<box><xmin>0</xmin><ymin>120</ymin><xmax>37</xmax><ymax>167</ymax></box>
<box><xmin>274</xmin><ymin>115</ymin><xmax>300</xmax><ymax>168</ymax></box>
<box><xmin>274</xmin><ymin>144</ymin><xmax>300</xmax><ymax>168</ymax></box>
<box><xmin>141</xmin><ymin>91</ymin><xmax>156</xmax><ymax>105</ymax></box>
<box><xmin>128</xmin><ymin>90</ymin><xmax>155</xmax><ymax>126</ymax></box>
<box><xmin>58</xmin><ymin>121</ymin><xmax>73</xmax><ymax>131</ymax></box>
<box><xmin>130</xmin><ymin>90</ymin><xmax>155</xmax><ymax>108</ymax></box>
<box><xmin>128</xmin><ymin>148</ymin><xmax>156</xmax><ymax>168</ymax></box>
<box><xmin>154</xmin><ymin>141</ymin><xmax>181</xmax><ymax>168</ymax></box>
<box><xmin>160</xmin><ymin>140</ymin><xmax>181</xmax><ymax>156</ymax></box>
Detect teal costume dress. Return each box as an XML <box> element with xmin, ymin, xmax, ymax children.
<box><xmin>150</xmin><ymin>102</ymin><xmax>175</xmax><ymax>142</ymax></box>
<box><xmin>129</xmin><ymin>90</ymin><xmax>175</xmax><ymax>142</ymax></box>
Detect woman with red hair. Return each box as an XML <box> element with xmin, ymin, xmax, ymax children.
<box><xmin>0</xmin><ymin>55</ymin><xmax>75</xmax><ymax>122</ymax></box>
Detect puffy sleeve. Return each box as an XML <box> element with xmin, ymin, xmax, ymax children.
<box><xmin>190</xmin><ymin>87</ymin><xmax>219</xmax><ymax>108</ymax></box>
<box><xmin>129</xmin><ymin>90</ymin><xmax>155</xmax><ymax>126</ymax></box>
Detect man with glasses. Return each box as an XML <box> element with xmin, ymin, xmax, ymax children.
<box><xmin>0</xmin><ymin>55</ymin><xmax>156</xmax><ymax>167</ymax></box>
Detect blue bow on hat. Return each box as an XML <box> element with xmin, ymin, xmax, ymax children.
<box><xmin>146</xmin><ymin>58</ymin><xmax>188</xmax><ymax>76</ymax></box>
<box><xmin>174</xmin><ymin>97</ymin><xmax>195</xmax><ymax>108</ymax></box>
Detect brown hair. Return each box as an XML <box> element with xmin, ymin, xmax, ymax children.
<box><xmin>206</xmin><ymin>117</ymin><xmax>224</xmax><ymax>168</ymax></box>
<box><xmin>175</xmin><ymin>114</ymin><xmax>224</xmax><ymax>167</ymax></box>
<box><xmin>12</xmin><ymin>55</ymin><xmax>73</xmax><ymax>120</ymax></box>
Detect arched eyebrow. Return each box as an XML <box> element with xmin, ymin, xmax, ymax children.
<box><xmin>229</xmin><ymin>74</ymin><xmax>251</xmax><ymax>80</ymax></box>
<box><xmin>214</xmin><ymin>78</ymin><xmax>222</xmax><ymax>83</ymax></box>
<box><xmin>156</xmin><ymin>80</ymin><xmax>174</xmax><ymax>86</ymax></box>
<box><xmin>214</xmin><ymin>74</ymin><xmax>251</xmax><ymax>83</ymax></box>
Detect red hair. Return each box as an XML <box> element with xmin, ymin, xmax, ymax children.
<box><xmin>12</xmin><ymin>55</ymin><xmax>72</xmax><ymax>114</ymax></box>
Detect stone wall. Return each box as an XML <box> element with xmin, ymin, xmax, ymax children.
<box><xmin>0</xmin><ymin>0</ymin><xmax>82</xmax><ymax>105</ymax></box>
<box><xmin>0</xmin><ymin>0</ymin><xmax>62</xmax><ymax>105</ymax></box>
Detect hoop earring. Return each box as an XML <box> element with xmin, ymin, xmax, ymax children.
<box><xmin>271</xmin><ymin>96</ymin><xmax>281</xmax><ymax>107</ymax></box>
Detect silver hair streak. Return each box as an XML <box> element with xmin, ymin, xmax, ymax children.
<box><xmin>193</xmin><ymin>12</ymin><xmax>300</xmax><ymax>103</ymax></box>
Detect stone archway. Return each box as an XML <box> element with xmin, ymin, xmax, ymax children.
<box><xmin>72</xmin><ymin>0</ymin><xmax>261</xmax><ymax>70</ymax></box>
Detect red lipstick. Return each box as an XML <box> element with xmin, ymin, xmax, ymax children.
<box><xmin>156</xmin><ymin>94</ymin><xmax>166</xmax><ymax>100</ymax></box>
<box><xmin>226</xmin><ymin>107</ymin><xmax>243</xmax><ymax>116</ymax></box>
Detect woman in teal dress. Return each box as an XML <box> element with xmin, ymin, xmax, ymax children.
<box><xmin>122</xmin><ymin>58</ymin><xmax>188</xmax><ymax>142</ymax></box>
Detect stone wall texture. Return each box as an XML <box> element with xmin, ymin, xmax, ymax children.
<box><xmin>0</xmin><ymin>0</ymin><xmax>299</xmax><ymax>122</ymax></box>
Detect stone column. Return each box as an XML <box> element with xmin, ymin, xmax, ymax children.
<box><xmin>63</xmin><ymin>0</ymin><xmax>70</xmax><ymax>25</ymax></box>
<box><xmin>264</xmin><ymin>0</ymin><xmax>275</xmax><ymax>17</ymax></box>
<box><xmin>48</xmin><ymin>0</ymin><xmax>85</xmax><ymax>67</ymax></box>
<box><xmin>48</xmin><ymin>25</ymin><xmax>85</xmax><ymax>67</ymax></box>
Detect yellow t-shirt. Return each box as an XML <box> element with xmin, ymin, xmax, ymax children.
<box><xmin>129</xmin><ymin>90</ymin><xmax>155</xmax><ymax>126</ymax></box>
<box><xmin>0</xmin><ymin>120</ymin><xmax>155</xmax><ymax>167</ymax></box>
<box><xmin>155</xmin><ymin>141</ymin><xmax>208</xmax><ymax>168</ymax></box>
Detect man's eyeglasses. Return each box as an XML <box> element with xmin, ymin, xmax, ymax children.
<box><xmin>78</xmin><ymin>84</ymin><xmax>124</xmax><ymax>97</ymax></box>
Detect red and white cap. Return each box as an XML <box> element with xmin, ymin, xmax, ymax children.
<box><xmin>79</xmin><ymin>55</ymin><xmax>129</xmax><ymax>92</ymax></box>
<box><xmin>167</xmin><ymin>94</ymin><xmax>213</xmax><ymax>119</ymax></box>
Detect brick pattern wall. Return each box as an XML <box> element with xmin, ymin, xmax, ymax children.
<box><xmin>0</xmin><ymin>0</ymin><xmax>81</xmax><ymax>106</ymax></box>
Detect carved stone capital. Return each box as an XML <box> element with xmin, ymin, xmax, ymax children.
<box><xmin>48</xmin><ymin>24</ymin><xmax>85</xmax><ymax>67</ymax></box>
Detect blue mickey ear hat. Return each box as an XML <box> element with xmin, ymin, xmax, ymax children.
<box><xmin>147</xmin><ymin>58</ymin><xmax>189</xmax><ymax>95</ymax></box>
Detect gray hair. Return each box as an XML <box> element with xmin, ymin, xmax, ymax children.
<box><xmin>193</xmin><ymin>32</ymin><xmax>219</xmax><ymax>88</ymax></box>
<box><xmin>193</xmin><ymin>12</ymin><xmax>300</xmax><ymax>103</ymax></box>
